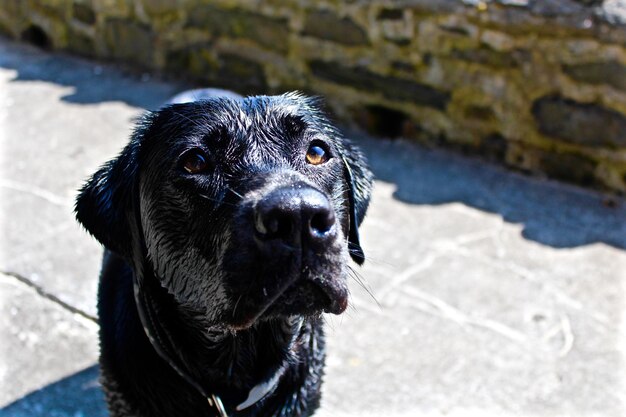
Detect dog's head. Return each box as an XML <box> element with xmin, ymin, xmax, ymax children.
<box><xmin>76</xmin><ymin>93</ymin><xmax>372</xmax><ymax>329</ymax></box>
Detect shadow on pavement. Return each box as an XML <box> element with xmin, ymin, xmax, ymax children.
<box><xmin>2</xmin><ymin>38</ymin><xmax>624</xmax><ymax>251</ymax></box>
<box><xmin>0</xmin><ymin>365</ymin><xmax>107</xmax><ymax>417</ymax></box>
<box><xmin>355</xmin><ymin>135</ymin><xmax>626</xmax><ymax>250</ymax></box>
<box><xmin>0</xmin><ymin>38</ymin><xmax>181</xmax><ymax>110</ymax></box>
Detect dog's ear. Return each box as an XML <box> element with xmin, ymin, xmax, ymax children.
<box><xmin>340</xmin><ymin>140</ymin><xmax>373</xmax><ymax>265</ymax></box>
<box><xmin>75</xmin><ymin>131</ymin><xmax>144</xmax><ymax>257</ymax></box>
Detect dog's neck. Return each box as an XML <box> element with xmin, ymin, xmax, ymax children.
<box><xmin>132</xmin><ymin>260</ymin><xmax>320</xmax><ymax>415</ymax></box>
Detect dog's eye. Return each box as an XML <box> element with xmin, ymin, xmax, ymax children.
<box><xmin>181</xmin><ymin>150</ymin><xmax>209</xmax><ymax>174</ymax></box>
<box><xmin>306</xmin><ymin>142</ymin><xmax>330</xmax><ymax>165</ymax></box>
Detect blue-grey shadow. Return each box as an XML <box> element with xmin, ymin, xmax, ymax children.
<box><xmin>0</xmin><ymin>366</ymin><xmax>107</xmax><ymax>417</ymax></box>
<box><xmin>0</xmin><ymin>37</ymin><xmax>183</xmax><ymax>110</ymax></box>
<box><xmin>354</xmin><ymin>134</ymin><xmax>626</xmax><ymax>250</ymax></box>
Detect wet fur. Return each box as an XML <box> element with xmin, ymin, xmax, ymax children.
<box><xmin>76</xmin><ymin>93</ymin><xmax>372</xmax><ymax>417</ymax></box>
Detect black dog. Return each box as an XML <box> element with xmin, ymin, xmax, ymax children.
<box><xmin>75</xmin><ymin>91</ymin><xmax>372</xmax><ymax>417</ymax></box>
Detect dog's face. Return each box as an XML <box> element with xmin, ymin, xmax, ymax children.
<box><xmin>76</xmin><ymin>93</ymin><xmax>372</xmax><ymax>330</ymax></box>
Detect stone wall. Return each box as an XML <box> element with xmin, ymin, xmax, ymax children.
<box><xmin>1</xmin><ymin>0</ymin><xmax>626</xmax><ymax>192</ymax></box>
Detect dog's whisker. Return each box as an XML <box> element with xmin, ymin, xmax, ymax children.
<box><xmin>232</xmin><ymin>294</ymin><xmax>244</xmax><ymax>319</ymax></box>
<box><xmin>171</xmin><ymin>111</ymin><xmax>207</xmax><ymax>130</ymax></box>
<box><xmin>198</xmin><ymin>193</ymin><xmax>238</xmax><ymax>207</ymax></box>
<box><xmin>226</xmin><ymin>187</ymin><xmax>244</xmax><ymax>200</ymax></box>
<box><xmin>347</xmin><ymin>268</ymin><xmax>372</xmax><ymax>295</ymax></box>
<box><xmin>322</xmin><ymin>315</ymin><xmax>337</xmax><ymax>333</ymax></box>
<box><xmin>347</xmin><ymin>266</ymin><xmax>380</xmax><ymax>308</ymax></box>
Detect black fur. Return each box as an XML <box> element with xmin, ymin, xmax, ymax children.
<box><xmin>76</xmin><ymin>93</ymin><xmax>372</xmax><ymax>417</ymax></box>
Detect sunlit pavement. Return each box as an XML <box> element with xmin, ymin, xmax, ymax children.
<box><xmin>1</xmin><ymin>38</ymin><xmax>625</xmax><ymax>417</ymax></box>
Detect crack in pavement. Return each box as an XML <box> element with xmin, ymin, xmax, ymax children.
<box><xmin>0</xmin><ymin>179</ymin><xmax>71</xmax><ymax>207</ymax></box>
<box><xmin>0</xmin><ymin>270</ymin><xmax>98</xmax><ymax>324</ymax></box>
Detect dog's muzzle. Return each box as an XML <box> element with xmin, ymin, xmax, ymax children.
<box><xmin>252</xmin><ymin>183</ymin><xmax>348</xmax><ymax>314</ymax></box>
<box><xmin>224</xmin><ymin>179</ymin><xmax>349</xmax><ymax>329</ymax></box>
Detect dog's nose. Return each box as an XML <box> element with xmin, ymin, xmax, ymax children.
<box><xmin>254</xmin><ymin>186</ymin><xmax>336</xmax><ymax>245</ymax></box>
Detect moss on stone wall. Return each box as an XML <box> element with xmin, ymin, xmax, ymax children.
<box><xmin>1</xmin><ymin>0</ymin><xmax>625</xmax><ymax>192</ymax></box>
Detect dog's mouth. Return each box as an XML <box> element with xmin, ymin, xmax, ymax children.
<box><xmin>272</xmin><ymin>276</ymin><xmax>349</xmax><ymax>315</ymax></box>
<box><xmin>229</xmin><ymin>273</ymin><xmax>348</xmax><ymax>331</ymax></box>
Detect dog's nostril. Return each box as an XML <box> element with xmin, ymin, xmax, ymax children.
<box><xmin>270</xmin><ymin>213</ymin><xmax>293</xmax><ymax>239</ymax></box>
<box><xmin>266</xmin><ymin>217</ymin><xmax>279</xmax><ymax>235</ymax></box>
<box><xmin>256</xmin><ymin>209</ymin><xmax>294</xmax><ymax>240</ymax></box>
<box><xmin>310</xmin><ymin>211</ymin><xmax>335</xmax><ymax>236</ymax></box>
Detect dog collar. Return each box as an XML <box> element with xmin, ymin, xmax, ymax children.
<box><xmin>236</xmin><ymin>363</ymin><xmax>285</xmax><ymax>411</ymax></box>
<box><xmin>233</xmin><ymin>316</ymin><xmax>303</xmax><ymax>412</ymax></box>
<box><xmin>206</xmin><ymin>363</ymin><xmax>285</xmax><ymax>417</ymax></box>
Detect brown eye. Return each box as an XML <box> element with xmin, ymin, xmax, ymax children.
<box><xmin>306</xmin><ymin>143</ymin><xmax>330</xmax><ymax>165</ymax></box>
<box><xmin>181</xmin><ymin>150</ymin><xmax>209</xmax><ymax>174</ymax></box>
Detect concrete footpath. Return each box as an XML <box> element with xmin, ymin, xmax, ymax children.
<box><xmin>0</xmin><ymin>38</ymin><xmax>625</xmax><ymax>417</ymax></box>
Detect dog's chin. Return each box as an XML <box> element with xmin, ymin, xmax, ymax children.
<box><xmin>227</xmin><ymin>274</ymin><xmax>349</xmax><ymax>331</ymax></box>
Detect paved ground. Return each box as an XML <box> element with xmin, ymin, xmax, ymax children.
<box><xmin>0</xmin><ymin>38</ymin><xmax>625</xmax><ymax>417</ymax></box>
